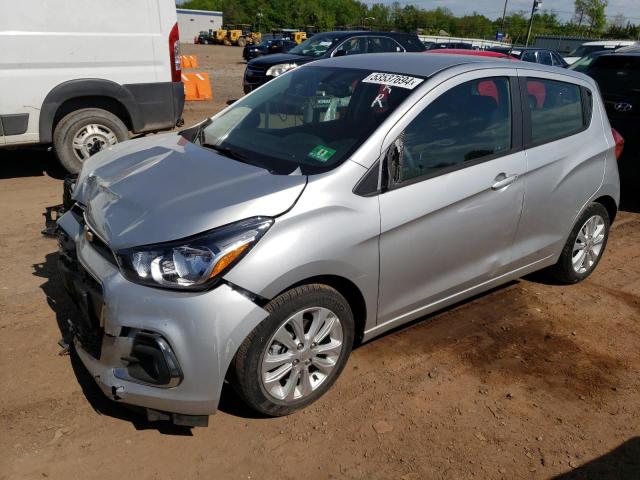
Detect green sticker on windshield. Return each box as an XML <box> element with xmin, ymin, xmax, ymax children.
<box><xmin>308</xmin><ymin>145</ymin><xmax>336</xmax><ymax>163</ymax></box>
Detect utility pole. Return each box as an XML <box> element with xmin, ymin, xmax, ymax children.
<box><xmin>500</xmin><ymin>0</ymin><xmax>508</xmax><ymax>41</ymax></box>
<box><xmin>525</xmin><ymin>0</ymin><xmax>542</xmax><ymax>46</ymax></box>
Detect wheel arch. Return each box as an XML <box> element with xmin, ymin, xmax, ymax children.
<box><xmin>593</xmin><ymin>195</ymin><xmax>618</xmax><ymax>224</ymax></box>
<box><xmin>39</xmin><ymin>79</ymin><xmax>141</xmax><ymax>143</ymax></box>
<box><xmin>270</xmin><ymin>275</ymin><xmax>368</xmax><ymax>346</ymax></box>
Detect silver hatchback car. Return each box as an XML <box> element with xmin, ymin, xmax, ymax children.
<box><xmin>57</xmin><ymin>53</ymin><xmax>621</xmax><ymax>426</ymax></box>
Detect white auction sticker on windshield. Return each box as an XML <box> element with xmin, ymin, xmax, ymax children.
<box><xmin>362</xmin><ymin>72</ymin><xmax>424</xmax><ymax>90</ymax></box>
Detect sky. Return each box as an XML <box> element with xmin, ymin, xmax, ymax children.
<box><xmin>363</xmin><ymin>0</ymin><xmax>640</xmax><ymax>22</ymax></box>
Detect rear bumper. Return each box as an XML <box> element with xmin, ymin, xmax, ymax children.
<box><xmin>124</xmin><ymin>81</ymin><xmax>185</xmax><ymax>133</ymax></box>
<box><xmin>56</xmin><ymin>209</ymin><xmax>269</xmax><ymax>416</ymax></box>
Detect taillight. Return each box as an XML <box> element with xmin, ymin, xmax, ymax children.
<box><xmin>612</xmin><ymin>128</ymin><xmax>624</xmax><ymax>160</ymax></box>
<box><xmin>169</xmin><ymin>22</ymin><xmax>181</xmax><ymax>82</ymax></box>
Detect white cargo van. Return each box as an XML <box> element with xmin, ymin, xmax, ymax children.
<box><xmin>0</xmin><ymin>0</ymin><xmax>185</xmax><ymax>172</ymax></box>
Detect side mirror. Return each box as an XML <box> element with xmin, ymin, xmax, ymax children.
<box><xmin>333</xmin><ymin>49</ymin><xmax>347</xmax><ymax>57</ymax></box>
<box><xmin>381</xmin><ymin>135</ymin><xmax>405</xmax><ymax>191</ymax></box>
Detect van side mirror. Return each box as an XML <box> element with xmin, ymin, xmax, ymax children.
<box><xmin>333</xmin><ymin>49</ymin><xmax>347</xmax><ymax>57</ymax></box>
<box><xmin>381</xmin><ymin>135</ymin><xmax>404</xmax><ymax>191</ymax></box>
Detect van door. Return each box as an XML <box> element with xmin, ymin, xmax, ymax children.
<box><xmin>376</xmin><ymin>73</ymin><xmax>526</xmax><ymax>326</ymax></box>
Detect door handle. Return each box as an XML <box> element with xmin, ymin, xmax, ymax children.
<box><xmin>491</xmin><ymin>173</ymin><xmax>518</xmax><ymax>191</ymax></box>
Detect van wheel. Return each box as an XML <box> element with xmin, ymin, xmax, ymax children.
<box><xmin>549</xmin><ymin>203</ymin><xmax>610</xmax><ymax>284</ymax></box>
<box><xmin>231</xmin><ymin>284</ymin><xmax>354</xmax><ymax>416</ymax></box>
<box><xmin>53</xmin><ymin>108</ymin><xmax>128</xmax><ymax>173</ymax></box>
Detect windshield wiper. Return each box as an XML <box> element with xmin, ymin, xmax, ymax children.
<box><xmin>202</xmin><ymin>143</ymin><xmax>251</xmax><ymax>163</ymax></box>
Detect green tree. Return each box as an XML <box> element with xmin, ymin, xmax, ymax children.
<box><xmin>574</xmin><ymin>0</ymin><xmax>608</xmax><ymax>32</ymax></box>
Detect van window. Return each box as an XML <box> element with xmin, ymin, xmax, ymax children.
<box><xmin>400</xmin><ymin>77</ymin><xmax>512</xmax><ymax>182</ymax></box>
<box><xmin>526</xmin><ymin>78</ymin><xmax>584</xmax><ymax>145</ymax></box>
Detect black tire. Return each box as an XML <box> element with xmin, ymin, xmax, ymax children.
<box><xmin>53</xmin><ymin>108</ymin><xmax>128</xmax><ymax>173</ymax></box>
<box><xmin>548</xmin><ymin>202</ymin><xmax>610</xmax><ymax>284</ymax></box>
<box><xmin>231</xmin><ymin>284</ymin><xmax>355</xmax><ymax>416</ymax></box>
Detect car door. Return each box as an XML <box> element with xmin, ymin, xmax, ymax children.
<box><xmin>511</xmin><ymin>71</ymin><xmax>609</xmax><ymax>266</ymax></box>
<box><xmin>377</xmin><ymin>71</ymin><xmax>526</xmax><ymax>326</ymax></box>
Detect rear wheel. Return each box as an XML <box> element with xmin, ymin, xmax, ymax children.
<box><xmin>231</xmin><ymin>284</ymin><xmax>354</xmax><ymax>416</ymax></box>
<box><xmin>53</xmin><ymin>108</ymin><xmax>128</xmax><ymax>173</ymax></box>
<box><xmin>237</xmin><ymin>37</ymin><xmax>246</xmax><ymax>47</ymax></box>
<box><xmin>548</xmin><ymin>203</ymin><xmax>610</xmax><ymax>284</ymax></box>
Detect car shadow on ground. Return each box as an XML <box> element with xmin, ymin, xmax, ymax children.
<box><xmin>0</xmin><ymin>147</ymin><xmax>67</xmax><ymax>180</ymax></box>
<box><xmin>33</xmin><ymin>251</ymin><xmax>194</xmax><ymax>435</ymax></box>
<box><xmin>552</xmin><ymin>437</ymin><xmax>640</xmax><ymax>479</ymax></box>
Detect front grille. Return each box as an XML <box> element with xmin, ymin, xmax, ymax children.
<box><xmin>247</xmin><ymin>64</ymin><xmax>267</xmax><ymax>74</ymax></box>
<box><xmin>57</xmin><ymin>226</ymin><xmax>105</xmax><ymax>360</ymax></box>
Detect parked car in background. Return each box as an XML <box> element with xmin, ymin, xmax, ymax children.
<box><xmin>242</xmin><ymin>38</ymin><xmax>297</xmax><ymax>61</ymax></box>
<box><xmin>0</xmin><ymin>0</ymin><xmax>184</xmax><ymax>173</ymax></box>
<box><xmin>425</xmin><ymin>41</ymin><xmax>474</xmax><ymax>50</ymax></box>
<box><xmin>568</xmin><ymin>49</ymin><xmax>612</xmax><ymax>73</ymax></box>
<box><xmin>564</xmin><ymin>40</ymin><xmax>636</xmax><ymax>65</ymax></box>
<box><xmin>425</xmin><ymin>49</ymin><xmax>515</xmax><ymax>59</ymax></box>
<box><xmin>58</xmin><ymin>53</ymin><xmax>620</xmax><ymax>426</ymax></box>
<box><xmin>243</xmin><ymin>31</ymin><xmax>425</xmax><ymax>93</ymax></box>
<box><xmin>489</xmin><ymin>46</ymin><xmax>568</xmax><ymax>67</ymax></box>
<box><xmin>584</xmin><ymin>52</ymin><xmax>639</xmax><ymax>150</ymax></box>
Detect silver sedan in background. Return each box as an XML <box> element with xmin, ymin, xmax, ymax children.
<box><xmin>56</xmin><ymin>53</ymin><xmax>621</xmax><ymax>426</ymax></box>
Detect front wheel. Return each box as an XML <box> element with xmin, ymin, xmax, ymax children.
<box><xmin>548</xmin><ymin>203</ymin><xmax>610</xmax><ymax>284</ymax></box>
<box><xmin>231</xmin><ymin>284</ymin><xmax>354</xmax><ymax>416</ymax></box>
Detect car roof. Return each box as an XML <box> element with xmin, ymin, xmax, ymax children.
<box><xmin>309</xmin><ymin>52</ymin><xmax>589</xmax><ymax>81</ymax></box>
<box><xmin>427</xmin><ymin>49</ymin><xmax>512</xmax><ymax>58</ymax></box>
<box><xmin>316</xmin><ymin>30</ymin><xmax>415</xmax><ymax>38</ymax></box>
<box><xmin>601</xmin><ymin>52</ymin><xmax>640</xmax><ymax>58</ymax></box>
<box><xmin>584</xmin><ymin>40</ymin><xmax>635</xmax><ymax>45</ymax></box>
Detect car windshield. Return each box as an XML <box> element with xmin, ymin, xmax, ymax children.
<box><xmin>570</xmin><ymin>45</ymin><xmax>616</xmax><ymax>57</ymax></box>
<box><xmin>569</xmin><ymin>52</ymin><xmax>603</xmax><ymax>72</ymax></box>
<box><xmin>287</xmin><ymin>34</ymin><xmax>342</xmax><ymax>57</ymax></box>
<box><xmin>200</xmin><ymin>66</ymin><xmax>422</xmax><ymax>175</ymax></box>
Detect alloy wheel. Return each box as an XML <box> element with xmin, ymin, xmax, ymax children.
<box><xmin>260</xmin><ymin>307</ymin><xmax>344</xmax><ymax>403</ymax></box>
<box><xmin>572</xmin><ymin>214</ymin><xmax>606</xmax><ymax>274</ymax></box>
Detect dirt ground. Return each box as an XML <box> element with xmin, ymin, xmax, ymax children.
<box><xmin>2</xmin><ymin>45</ymin><xmax>640</xmax><ymax>480</ymax></box>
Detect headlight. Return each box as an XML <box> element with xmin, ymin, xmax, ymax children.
<box><xmin>266</xmin><ymin>63</ymin><xmax>298</xmax><ymax>77</ymax></box>
<box><xmin>115</xmin><ymin>217</ymin><xmax>273</xmax><ymax>291</ymax></box>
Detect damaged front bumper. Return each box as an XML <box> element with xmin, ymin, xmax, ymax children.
<box><xmin>56</xmin><ymin>208</ymin><xmax>269</xmax><ymax>425</ymax></box>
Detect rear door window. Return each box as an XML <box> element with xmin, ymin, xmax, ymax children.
<box><xmin>525</xmin><ymin>78</ymin><xmax>584</xmax><ymax>145</ymax></box>
<box><xmin>522</xmin><ymin>51</ymin><xmax>537</xmax><ymax>63</ymax></box>
<box><xmin>400</xmin><ymin>77</ymin><xmax>512</xmax><ymax>182</ymax></box>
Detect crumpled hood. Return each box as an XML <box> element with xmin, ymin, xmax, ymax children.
<box><xmin>73</xmin><ymin>133</ymin><xmax>306</xmax><ymax>250</ymax></box>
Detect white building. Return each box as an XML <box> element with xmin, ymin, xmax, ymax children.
<box><xmin>177</xmin><ymin>8</ymin><xmax>223</xmax><ymax>43</ymax></box>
